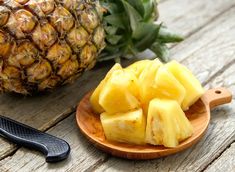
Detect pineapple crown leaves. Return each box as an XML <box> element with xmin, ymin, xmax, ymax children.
<box><xmin>98</xmin><ymin>0</ymin><xmax>183</xmax><ymax>62</ymax></box>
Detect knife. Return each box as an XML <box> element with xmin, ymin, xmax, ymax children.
<box><xmin>0</xmin><ymin>116</ymin><xmax>70</xmax><ymax>163</ymax></box>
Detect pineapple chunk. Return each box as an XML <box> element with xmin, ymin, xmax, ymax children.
<box><xmin>99</xmin><ymin>70</ymin><xmax>140</xmax><ymax>114</ymax></box>
<box><xmin>153</xmin><ymin>66</ymin><xmax>186</xmax><ymax>105</ymax></box>
<box><xmin>139</xmin><ymin>59</ymin><xmax>162</xmax><ymax>104</ymax></box>
<box><xmin>101</xmin><ymin>109</ymin><xmax>146</xmax><ymax>145</ymax></box>
<box><xmin>90</xmin><ymin>63</ymin><xmax>122</xmax><ymax>113</ymax></box>
<box><xmin>165</xmin><ymin>61</ymin><xmax>205</xmax><ymax>110</ymax></box>
<box><xmin>146</xmin><ymin>99</ymin><xmax>193</xmax><ymax>147</ymax></box>
<box><xmin>124</xmin><ymin>59</ymin><xmax>152</xmax><ymax>78</ymax></box>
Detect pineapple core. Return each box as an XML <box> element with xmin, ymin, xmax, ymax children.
<box><xmin>99</xmin><ymin>69</ymin><xmax>140</xmax><ymax>114</ymax></box>
<box><xmin>90</xmin><ymin>63</ymin><xmax>122</xmax><ymax>114</ymax></box>
<box><xmin>145</xmin><ymin>99</ymin><xmax>193</xmax><ymax>147</ymax></box>
<box><xmin>165</xmin><ymin>61</ymin><xmax>205</xmax><ymax>110</ymax></box>
<box><xmin>101</xmin><ymin>109</ymin><xmax>146</xmax><ymax>145</ymax></box>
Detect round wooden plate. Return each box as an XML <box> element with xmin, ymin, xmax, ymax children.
<box><xmin>76</xmin><ymin>87</ymin><xmax>232</xmax><ymax>159</ymax></box>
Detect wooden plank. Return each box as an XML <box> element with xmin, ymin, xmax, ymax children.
<box><xmin>204</xmin><ymin>142</ymin><xmax>235</xmax><ymax>172</ymax></box>
<box><xmin>0</xmin><ymin>115</ymin><xmax>108</xmax><ymax>172</ymax></box>
<box><xmin>0</xmin><ymin>0</ymin><xmax>233</xmax><ymax>161</ymax></box>
<box><xmin>203</xmin><ymin>63</ymin><xmax>235</xmax><ymax>172</ymax></box>
<box><xmin>1</xmin><ymin>6</ymin><xmax>235</xmax><ymax>171</ymax></box>
<box><xmin>158</xmin><ymin>0</ymin><xmax>235</xmax><ymax>37</ymax></box>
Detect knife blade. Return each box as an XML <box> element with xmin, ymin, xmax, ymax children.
<box><xmin>0</xmin><ymin>116</ymin><xmax>70</xmax><ymax>162</ymax></box>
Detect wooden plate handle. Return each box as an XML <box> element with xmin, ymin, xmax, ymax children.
<box><xmin>201</xmin><ymin>87</ymin><xmax>232</xmax><ymax>109</ymax></box>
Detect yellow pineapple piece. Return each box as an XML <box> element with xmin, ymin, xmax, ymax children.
<box><xmin>146</xmin><ymin>99</ymin><xmax>193</xmax><ymax>147</ymax></box>
<box><xmin>165</xmin><ymin>60</ymin><xmax>205</xmax><ymax>110</ymax></box>
<box><xmin>90</xmin><ymin>63</ymin><xmax>122</xmax><ymax>114</ymax></box>
<box><xmin>153</xmin><ymin>66</ymin><xmax>186</xmax><ymax>105</ymax></box>
<box><xmin>139</xmin><ymin>59</ymin><xmax>162</xmax><ymax>104</ymax></box>
<box><xmin>125</xmin><ymin>59</ymin><xmax>152</xmax><ymax>78</ymax></box>
<box><xmin>99</xmin><ymin>70</ymin><xmax>140</xmax><ymax>114</ymax></box>
<box><xmin>101</xmin><ymin>109</ymin><xmax>145</xmax><ymax>145</ymax></box>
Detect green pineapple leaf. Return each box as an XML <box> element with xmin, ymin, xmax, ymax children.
<box><xmin>127</xmin><ymin>0</ymin><xmax>145</xmax><ymax>17</ymax></box>
<box><xmin>104</xmin><ymin>13</ymin><xmax>126</xmax><ymax>29</ymax></box>
<box><xmin>134</xmin><ymin>23</ymin><xmax>160</xmax><ymax>51</ymax></box>
<box><xmin>99</xmin><ymin>0</ymin><xmax>183</xmax><ymax>62</ymax></box>
<box><xmin>158</xmin><ymin>27</ymin><xmax>184</xmax><ymax>43</ymax></box>
<box><xmin>150</xmin><ymin>42</ymin><xmax>170</xmax><ymax>62</ymax></box>
<box><xmin>121</xmin><ymin>0</ymin><xmax>142</xmax><ymax>32</ymax></box>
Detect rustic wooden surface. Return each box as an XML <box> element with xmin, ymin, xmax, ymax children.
<box><xmin>0</xmin><ymin>0</ymin><xmax>235</xmax><ymax>171</ymax></box>
<box><xmin>205</xmin><ymin>143</ymin><xmax>235</xmax><ymax>172</ymax></box>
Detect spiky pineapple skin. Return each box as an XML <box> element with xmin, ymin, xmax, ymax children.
<box><xmin>0</xmin><ymin>0</ymin><xmax>105</xmax><ymax>94</ymax></box>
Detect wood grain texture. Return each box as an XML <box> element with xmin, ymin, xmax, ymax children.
<box><xmin>158</xmin><ymin>0</ymin><xmax>235</xmax><ymax>37</ymax></box>
<box><xmin>0</xmin><ymin>115</ymin><xmax>108</xmax><ymax>172</ymax></box>
<box><xmin>1</xmin><ymin>6</ymin><xmax>235</xmax><ymax>171</ymax></box>
<box><xmin>204</xmin><ymin>142</ymin><xmax>235</xmax><ymax>172</ymax></box>
<box><xmin>0</xmin><ymin>0</ymin><xmax>235</xmax><ymax>171</ymax></box>
<box><xmin>0</xmin><ymin>0</ymin><xmax>234</xmax><ymax>162</ymax></box>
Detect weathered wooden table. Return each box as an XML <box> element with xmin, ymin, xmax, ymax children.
<box><xmin>1</xmin><ymin>0</ymin><xmax>235</xmax><ymax>171</ymax></box>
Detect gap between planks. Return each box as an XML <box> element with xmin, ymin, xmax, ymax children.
<box><xmin>166</xmin><ymin>3</ymin><xmax>235</xmax><ymax>51</ymax></box>
<box><xmin>175</xmin><ymin>3</ymin><xmax>235</xmax><ymax>63</ymax></box>
<box><xmin>201</xmin><ymin>140</ymin><xmax>235</xmax><ymax>172</ymax></box>
<box><xmin>178</xmin><ymin>3</ymin><xmax>235</xmax><ymax>43</ymax></box>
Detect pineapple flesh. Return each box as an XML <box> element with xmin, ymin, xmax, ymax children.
<box><xmin>90</xmin><ymin>60</ymin><xmax>203</xmax><ymax>146</ymax></box>
<box><xmin>90</xmin><ymin>63</ymin><xmax>122</xmax><ymax>114</ymax></box>
<box><xmin>100</xmin><ymin>109</ymin><xmax>146</xmax><ymax>145</ymax></box>
<box><xmin>124</xmin><ymin>59</ymin><xmax>152</xmax><ymax>78</ymax></box>
<box><xmin>0</xmin><ymin>0</ymin><xmax>105</xmax><ymax>94</ymax></box>
<box><xmin>165</xmin><ymin>61</ymin><xmax>205</xmax><ymax>110</ymax></box>
<box><xmin>99</xmin><ymin>69</ymin><xmax>140</xmax><ymax>114</ymax></box>
<box><xmin>145</xmin><ymin>99</ymin><xmax>193</xmax><ymax>147</ymax></box>
<box><xmin>153</xmin><ymin>66</ymin><xmax>186</xmax><ymax>105</ymax></box>
<box><xmin>139</xmin><ymin>59</ymin><xmax>162</xmax><ymax>105</ymax></box>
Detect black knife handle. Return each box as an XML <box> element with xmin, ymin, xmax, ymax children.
<box><xmin>0</xmin><ymin>116</ymin><xmax>70</xmax><ymax>162</ymax></box>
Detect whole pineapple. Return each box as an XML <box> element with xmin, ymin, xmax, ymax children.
<box><xmin>0</xmin><ymin>0</ymin><xmax>182</xmax><ymax>94</ymax></box>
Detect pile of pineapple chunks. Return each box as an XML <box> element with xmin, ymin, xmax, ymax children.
<box><xmin>90</xmin><ymin>59</ymin><xmax>204</xmax><ymax>147</ymax></box>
